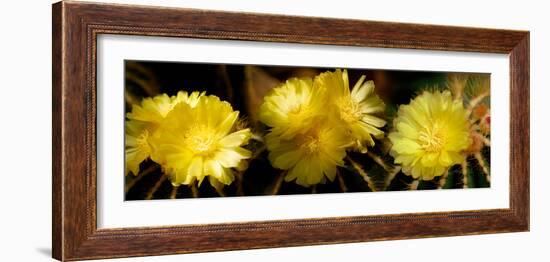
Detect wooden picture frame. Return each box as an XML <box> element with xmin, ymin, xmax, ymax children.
<box><xmin>52</xmin><ymin>1</ymin><xmax>529</xmax><ymax>261</ymax></box>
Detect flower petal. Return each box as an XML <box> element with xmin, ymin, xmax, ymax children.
<box><xmin>215</xmin><ymin>148</ymin><xmax>251</xmax><ymax>168</ymax></box>
<box><xmin>219</xmin><ymin>129</ymin><xmax>251</xmax><ymax>148</ymax></box>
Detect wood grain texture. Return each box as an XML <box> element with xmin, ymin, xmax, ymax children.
<box><xmin>52</xmin><ymin>1</ymin><xmax>530</xmax><ymax>261</ymax></box>
<box><xmin>52</xmin><ymin>3</ymin><xmax>63</xmax><ymax>260</ymax></box>
<box><xmin>509</xmin><ymin>34</ymin><xmax>530</xmax><ymax>227</ymax></box>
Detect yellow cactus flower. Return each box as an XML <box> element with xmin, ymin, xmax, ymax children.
<box><xmin>388</xmin><ymin>90</ymin><xmax>471</xmax><ymax>180</ymax></box>
<box><xmin>259</xmin><ymin>77</ymin><xmax>326</xmax><ymax>139</ymax></box>
<box><xmin>125</xmin><ymin>91</ymin><xmax>203</xmax><ymax>175</ymax></box>
<box><xmin>316</xmin><ymin>69</ymin><xmax>386</xmax><ymax>153</ymax></box>
<box><xmin>259</xmin><ymin>69</ymin><xmax>387</xmax><ymax>187</ymax></box>
<box><xmin>154</xmin><ymin>95</ymin><xmax>252</xmax><ymax>187</ymax></box>
<box><xmin>125</xmin><ymin>120</ymin><xmax>152</xmax><ymax>176</ymax></box>
<box><xmin>266</xmin><ymin>121</ymin><xmax>352</xmax><ymax>187</ymax></box>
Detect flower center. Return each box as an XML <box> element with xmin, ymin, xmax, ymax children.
<box><xmin>296</xmin><ymin>128</ymin><xmax>323</xmax><ymax>155</ymax></box>
<box><xmin>299</xmin><ymin>136</ymin><xmax>321</xmax><ymax>154</ymax></box>
<box><xmin>136</xmin><ymin>130</ymin><xmax>151</xmax><ymax>154</ymax></box>
<box><xmin>185</xmin><ymin>126</ymin><xmax>217</xmax><ymax>156</ymax></box>
<box><xmin>337</xmin><ymin>98</ymin><xmax>361</xmax><ymax>123</ymax></box>
<box><xmin>418</xmin><ymin>125</ymin><xmax>445</xmax><ymax>153</ymax></box>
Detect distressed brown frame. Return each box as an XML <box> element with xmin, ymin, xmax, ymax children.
<box><xmin>52</xmin><ymin>1</ymin><xmax>530</xmax><ymax>261</ymax></box>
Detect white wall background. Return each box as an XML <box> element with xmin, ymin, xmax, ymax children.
<box><xmin>0</xmin><ymin>0</ymin><xmax>546</xmax><ymax>261</ymax></box>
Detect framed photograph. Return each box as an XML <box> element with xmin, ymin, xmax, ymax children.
<box><xmin>52</xmin><ymin>1</ymin><xmax>529</xmax><ymax>261</ymax></box>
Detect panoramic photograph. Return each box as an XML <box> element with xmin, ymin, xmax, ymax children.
<box><xmin>124</xmin><ymin>61</ymin><xmax>491</xmax><ymax>200</ymax></box>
